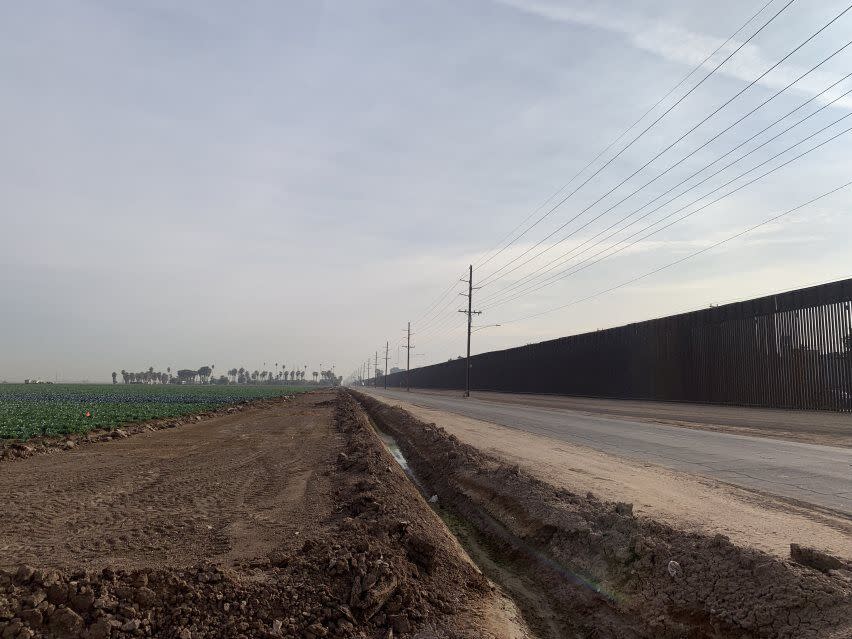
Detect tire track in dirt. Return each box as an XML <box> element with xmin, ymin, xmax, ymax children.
<box><xmin>1</xmin><ymin>395</ymin><xmax>338</xmax><ymax>571</ymax></box>
<box><xmin>0</xmin><ymin>389</ymin><xmax>531</xmax><ymax>638</ymax></box>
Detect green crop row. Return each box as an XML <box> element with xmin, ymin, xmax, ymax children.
<box><xmin>0</xmin><ymin>384</ymin><xmax>308</xmax><ymax>440</ymax></box>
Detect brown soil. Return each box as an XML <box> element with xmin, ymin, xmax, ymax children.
<box><xmin>372</xmin><ymin>394</ymin><xmax>852</xmax><ymax>560</ymax></box>
<box><xmin>0</xmin><ymin>390</ymin><xmax>522</xmax><ymax>638</ymax></box>
<box><xmin>0</xmin><ymin>397</ymin><xmax>282</xmax><ymax>465</ymax></box>
<box><xmin>353</xmin><ymin>391</ymin><xmax>852</xmax><ymax>639</ymax></box>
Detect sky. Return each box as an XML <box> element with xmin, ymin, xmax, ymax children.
<box><xmin>1</xmin><ymin>0</ymin><xmax>850</xmax><ymax>382</ymax></box>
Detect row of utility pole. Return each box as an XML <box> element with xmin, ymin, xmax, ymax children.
<box><xmin>360</xmin><ymin>321</ymin><xmax>415</xmax><ymax>391</ymax></box>
<box><xmin>360</xmin><ymin>264</ymin><xmax>490</xmax><ymax>398</ymax></box>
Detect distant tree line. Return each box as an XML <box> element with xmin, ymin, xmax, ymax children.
<box><xmin>112</xmin><ymin>364</ymin><xmax>342</xmax><ymax>386</ymax></box>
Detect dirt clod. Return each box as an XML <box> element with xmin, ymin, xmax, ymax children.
<box><xmin>790</xmin><ymin>543</ymin><xmax>847</xmax><ymax>573</ymax></box>
<box><xmin>0</xmin><ymin>391</ymin><xmax>507</xmax><ymax>638</ymax></box>
<box><xmin>354</xmin><ymin>390</ymin><xmax>852</xmax><ymax>639</ymax></box>
<box><xmin>666</xmin><ymin>559</ymin><xmax>683</xmax><ymax>578</ymax></box>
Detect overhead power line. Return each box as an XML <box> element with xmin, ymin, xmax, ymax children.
<box><xmin>479</xmin><ymin>76</ymin><xmax>852</xmax><ymax>307</ymax></box>
<box><xmin>471</xmin><ymin>0</ymin><xmax>781</xmax><ymax>272</ymax></box>
<box><xmin>403</xmin><ymin>0</ymin><xmax>787</xmax><ymax>339</ymax></box>
<box><xmin>478</xmin><ymin>1</ymin><xmax>851</xmax><ymax>288</ymax></box>
<box><xmin>491</xmin><ymin>180</ymin><xmax>852</xmax><ymax>327</ymax></box>
<box><xmin>478</xmin><ymin>42</ymin><xmax>852</xmax><ymax>298</ymax></box>
<box><xmin>384</xmin><ymin>0</ymin><xmax>852</xmax><ymax>371</ymax></box>
<box><xmin>422</xmin><ymin>114</ymin><xmax>846</xmax><ymax>348</ymax></box>
<box><xmin>482</xmin><ymin>120</ymin><xmax>852</xmax><ymax>311</ymax></box>
<box><xmin>419</xmin><ymin>113</ymin><xmax>850</xmax><ymax>350</ymax></box>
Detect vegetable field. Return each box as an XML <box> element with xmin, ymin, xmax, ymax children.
<box><xmin>0</xmin><ymin>384</ymin><xmax>306</xmax><ymax>440</ymax></box>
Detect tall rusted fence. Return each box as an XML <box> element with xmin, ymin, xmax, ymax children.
<box><xmin>382</xmin><ymin>279</ymin><xmax>852</xmax><ymax>411</ymax></box>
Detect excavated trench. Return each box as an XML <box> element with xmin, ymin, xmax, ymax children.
<box><xmin>366</xmin><ymin>407</ymin><xmax>642</xmax><ymax>638</ymax></box>
<box><xmin>370</xmin><ymin>416</ymin><xmax>563</xmax><ymax>638</ymax></box>
<box><xmin>352</xmin><ymin>390</ymin><xmax>852</xmax><ymax>639</ymax></box>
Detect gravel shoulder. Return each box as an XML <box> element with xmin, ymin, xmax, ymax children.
<box><xmin>364</xmin><ymin>391</ymin><xmax>852</xmax><ymax>561</ymax></box>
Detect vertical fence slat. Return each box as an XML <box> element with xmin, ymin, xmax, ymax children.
<box><xmin>384</xmin><ymin>279</ymin><xmax>852</xmax><ymax>411</ymax></box>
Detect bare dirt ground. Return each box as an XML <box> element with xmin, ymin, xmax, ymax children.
<box><xmin>1</xmin><ymin>396</ymin><xmax>336</xmax><ymax>570</ymax></box>
<box><xmin>371</xmin><ymin>393</ymin><xmax>852</xmax><ymax>561</ymax></box>
<box><xmin>382</xmin><ymin>388</ymin><xmax>852</xmax><ymax>446</ymax></box>
<box><xmin>4</xmin><ymin>388</ymin><xmax>850</xmax><ymax>639</ymax></box>
<box><xmin>355</xmin><ymin>391</ymin><xmax>852</xmax><ymax>639</ymax></box>
<box><xmin>1</xmin><ymin>391</ymin><xmax>527</xmax><ymax>638</ymax></box>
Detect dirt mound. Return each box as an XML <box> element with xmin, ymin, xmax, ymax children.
<box><xmin>0</xmin><ymin>391</ymin><xmax>502</xmax><ymax>638</ymax></box>
<box><xmin>353</xmin><ymin>391</ymin><xmax>852</xmax><ymax>639</ymax></box>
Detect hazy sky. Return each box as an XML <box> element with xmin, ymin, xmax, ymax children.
<box><xmin>2</xmin><ymin>0</ymin><xmax>850</xmax><ymax>382</ymax></box>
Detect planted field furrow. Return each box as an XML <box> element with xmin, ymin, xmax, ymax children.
<box><xmin>0</xmin><ymin>384</ymin><xmax>307</xmax><ymax>440</ymax></box>
<box><xmin>0</xmin><ymin>389</ymin><xmax>523</xmax><ymax>638</ymax></box>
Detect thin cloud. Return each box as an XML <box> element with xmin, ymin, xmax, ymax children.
<box><xmin>494</xmin><ymin>0</ymin><xmax>852</xmax><ymax>108</ymax></box>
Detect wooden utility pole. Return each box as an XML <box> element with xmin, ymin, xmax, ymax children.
<box><xmin>383</xmin><ymin>342</ymin><xmax>390</xmax><ymax>389</ymax></box>
<box><xmin>458</xmin><ymin>264</ymin><xmax>481</xmax><ymax>398</ymax></box>
<box><xmin>403</xmin><ymin>322</ymin><xmax>414</xmax><ymax>392</ymax></box>
<box><xmin>374</xmin><ymin>351</ymin><xmax>379</xmax><ymax>387</ymax></box>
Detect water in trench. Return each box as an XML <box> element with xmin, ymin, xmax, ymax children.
<box><xmin>370</xmin><ymin>420</ymin><xmax>561</xmax><ymax>638</ymax></box>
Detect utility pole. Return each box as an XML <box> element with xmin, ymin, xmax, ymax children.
<box><xmin>403</xmin><ymin>322</ymin><xmax>414</xmax><ymax>392</ymax></box>
<box><xmin>383</xmin><ymin>342</ymin><xmax>390</xmax><ymax>389</ymax></box>
<box><xmin>458</xmin><ymin>264</ymin><xmax>481</xmax><ymax>398</ymax></box>
<box><xmin>374</xmin><ymin>351</ymin><xmax>379</xmax><ymax>387</ymax></box>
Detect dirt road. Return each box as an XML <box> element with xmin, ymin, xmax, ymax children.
<box><xmin>364</xmin><ymin>390</ymin><xmax>852</xmax><ymax>560</ymax></box>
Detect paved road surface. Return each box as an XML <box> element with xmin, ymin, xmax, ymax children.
<box><xmin>364</xmin><ymin>388</ymin><xmax>852</xmax><ymax>515</ymax></box>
